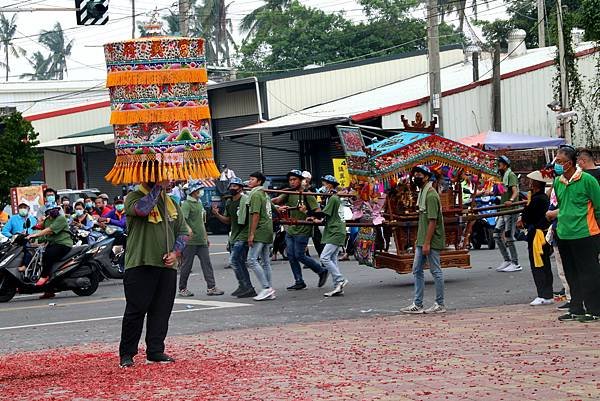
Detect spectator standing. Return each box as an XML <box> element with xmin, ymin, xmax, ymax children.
<box><xmin>577</xmin><ymin>149</ymin><xmax>600</xmax><ymax>182</ymax></box>
<box><xmin>519</xmin><ymin>171</ymin><xmax>553</xmax><ymax>305</ymax></box>
<box><xmin>401</xmin><ymin>165</ymin><xmax>446</xmax><ymax>314</ymax></box>
<box><xmin>212</xmin><ymin>177</ymin><xmax>256</xmax><ymax>298</ymax></box>
<box><xmin>273</xmin><ymin>169</ymin><xmax>328</xmax><ymax>291</ymax></box>
<box><xmin>547</xmin><ymin>146</ymin><xmax>600</xmax><ymax>322</ymax></box>
<box><xmin>245</xmin><ymin>172</ymin><xmax>276</xmax><ymax>301</ymax></box>
<box><xmin>179</xmin><ymin>180</ymin><xmax>224</xmax><ymax>297</ymax></box>
<box><xmin>495</xmin><ymin>156</ymin><xmax>521</xmax><ymax>272</ymax></box>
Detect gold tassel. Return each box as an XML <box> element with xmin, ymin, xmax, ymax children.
<box><xmin>106</xmin><ymin>68</ymin><xmax>209</xmax><ymax>87</ymax></box>
<box><xmin>110</xmin><ymin>106</ymin><xmax>211</xmax><ymax>125</ymax></box>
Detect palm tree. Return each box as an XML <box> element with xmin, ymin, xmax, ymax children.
<box><xmin>438</xmin><ymin>0</ymin><xmax>489</xmax><ymax>32</ymax></box>
<box><xmin>0</xmin><ymin>13</ymin><xmax>26</xmax><ymax>81</ymax></box>
<box><xmin>20</xmin><ymin>51</ymin><xmax>52</xmax><ymax>80</ymax></box>
<box><xmin>196</xmin><ymin>0</ymin><xmax>236</xmax><ymax>66</ymax></box>
<box><xmin>38</xmin><ymin>22</ymin><xmax>74</xmax><ymax>80</ymax></box>
<box><xmin>240</xmin><ymin>0</ymin><xmax>291</xmax><ymax>39</ymax></box>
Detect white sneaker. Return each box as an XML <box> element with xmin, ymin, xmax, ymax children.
<box><xmin>496</xmin><ymin>261</ymin><xmax>511</xmax><ymax>271</ymax></box>
<box><xmin>424</xmin><ymin>302</ymin><xmax>447</xmax><ymax>314</ymax></box>
<box><xmin>530</xmin><ymin>297</ymin><xmax>553</xmax><ymax>306</ymax></box>
<box><xmin>530</xmin><ymin>297</ymin><xmax>544</xmax><ymax>306</ymax></box>
<box><xmin>253</xmin><ymin>288</ymin><xmax>275</xmax><ymax>301</ymax></box>
<box><xmin>400</xmin><ymin>303</ymin><xmax>424</xmax><ymax>314</ymax></box>
<box><xmin>501</xmin><ymin>263</ymin><xmax>522</xmax><ymax>272</ymax></box>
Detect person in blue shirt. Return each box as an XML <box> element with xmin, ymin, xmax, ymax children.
<box><xmin>2</xmin><ymin>203</ymin><xmax>37</xmax><ymax>237</ymax></box>
<box><xmin>101</xmin><ymin>196</ymin><xmax>127</xmax><ymax>231</ymax></box>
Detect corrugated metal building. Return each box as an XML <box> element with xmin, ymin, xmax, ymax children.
<box><xmin>230</xmin><ymin>42</ymin><xmax>599</xmax><ymax>181</ymax></box>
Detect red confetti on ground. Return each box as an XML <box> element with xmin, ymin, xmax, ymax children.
<box><xmin>1</xmin><ymin>304</ymin><xmax>599</xmax><ymax>401</ymax></box>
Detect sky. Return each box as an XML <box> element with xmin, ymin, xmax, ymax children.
<box><xmin>1</xmin><ymin>0</ymin><xmax>510</xmax><ymax>82</ymax></box>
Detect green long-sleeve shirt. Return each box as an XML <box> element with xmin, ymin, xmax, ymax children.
<box><xmin>124</xmin><ymin>189</ymin><xmax>189</xmax><ymax>270</ymax></box>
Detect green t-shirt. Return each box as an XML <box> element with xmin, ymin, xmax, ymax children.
<box><xmin>500</xmin><ymin>171</ymin><xmax>519</xmax><ymax>204</ymax></box>
<box><xmin>554</xmin><ymin>172</ymin><xmax>600</xmax><ymax>240</ymax></box>
<box><xmin>281</xmin><ymin>193</ymin><xmax>319</xmax><ymax>237</ymax></box>
<box><xmin>124</xmin><ymin>189</ymin><xmax>189</xmax><ymax>270</ymax></box>
<box><xmin>181</xmin><ymin>197</ymin><xmax>208</xmax><ymax>246</ymax></box>
<box><xmin>44</xmin><ymin>215</ymin><xmax>73</xmax><ymax>247</ymax></box>
<box><xmin>248</xmin><ymin>189</ymin><xmax>273</xmax><ymax>244</ymax></box>
<box><xmin>416</xmin><ymin>189</ymin><xmax>445</xmax><ymax>250</ymax></box>
<box><xmin>321</xmin><ymin>194</ymin><xmax>346</xmax><ymax>246</ymax></box>
<box><xmin>224</xmin><ymin>198</ymin><xmax>248</xmax><ymax>242</ymax></box>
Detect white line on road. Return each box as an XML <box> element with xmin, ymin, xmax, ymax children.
<box><xmin>0</xmin><ymin>299</ymin><xmax>251</xmax><ymax>331</ymax></box>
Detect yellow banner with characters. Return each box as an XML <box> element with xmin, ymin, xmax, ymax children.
<box><xmin>333</xmin><ymin>158</ymin><xmax>350</xmax><ymax>188</ymax></box>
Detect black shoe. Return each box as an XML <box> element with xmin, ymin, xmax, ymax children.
<box><xmin>237</xmin><ymin>288</ymin><xmax>257</xmax><ymax>298</ymax></box>
<box><xmin>146</xmin><ymin>353</ymin><xmax>175</xmax><ymax>364</ymax></box>
<box><xmin>558</xmin><ymin>313</ymin><xmax>583</xmax><ymax>321</ymax></box>
<box><xmin>231</xmin><ymin>286</ymin><xmax>245</xmax><ymax>297</ymax></box>
<box><xmin>287</xmin><ymin>282</ymin><xmax>307</xmax><ymax>291</ymax></box>
<box><xmin>577</xmin><ymin>314</ymin><xmax>600</xmax><ymax>323</ymax></box>
<box><xmin>119</xmin><ymin>355</ymin><xmax>134</xmax><ymax>368</ymax></box>
<box><xmin>557</xmin><ymin>301</ymin><xmax>571</xmax><ymax>310</ymax></box>
<box><xmin>318</xmin><ymin>271</ymin><xmax>329</xmax><ymax>288</ymax></box>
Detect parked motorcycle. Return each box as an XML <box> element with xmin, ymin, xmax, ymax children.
<box><xmin>71</xmin><ymin>226</ymin><xmax>124</xmax><ymax>279</ymax></box>
<box><xmin>0</xmin><ymin>233</ymin><xmax>103</xmax><ymax>302</ymax></box>
<box><xmin>470</xmin><ymin>196</ymin><xmax>498</xmax><ymax>250</ymax></box>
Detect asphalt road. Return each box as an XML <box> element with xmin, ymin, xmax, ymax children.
<box><xmin>0</xmin><ymin>236</ymin><xmax>556</xmax><ymax>354</ymax></box>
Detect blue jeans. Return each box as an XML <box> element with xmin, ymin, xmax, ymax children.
<box><xmin>286</xmin><ymin>234</ymin><xmax>326</xmax><ymax>284</ymax></box>
<box><xmin>320</xmin><ymin>244</ymin><xmax>345</xmax><ymax>285</ymax></box>
<box><xmin>246</xmin><ymin>242</ymin><xmax>272</xmax><ymax>289</ymax></box>
<box><xmin>231</xmin><ymin>240</ymin><xmax>252</xmax><ymax>289</ymax></box>
<box><xmin>412</xmin><ymin>246</ymin><xmax>444</xmax><ymax>307</ymax></box>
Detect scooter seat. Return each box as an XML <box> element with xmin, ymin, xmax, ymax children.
<box><xmin>57</xmin><ymin>245</ymin><xmax>89</xmax><ymax>262</ymax></box>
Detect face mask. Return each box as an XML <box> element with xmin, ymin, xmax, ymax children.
<box><xmin>46</xmin><ymin>195</ymin><xmax>55</xmax><ymax>204</ymax></box>
<box><xmin>229</xmin><ymin>188</ymin><xmax>240</xmax><ymax>196</ymax></box>
<box><xmin>48</xmin><ymin>208</ymin><xmax>60</xmax><ymax>218</ymax></box>
<box><xmin>18</xmin><ymin>209</ymin><xmax>28</xmax><ymax>217</ymax></box>
<box><xmin>197</xmin><ymin>189</ymin><xmax>205</xmax><ymax>198</ymax></box>
<box><xmin>554</xmin><ymin>163</ymin><xmax>564</xmax><ymax>175</ymax></box>
<box><xmin>85</xmin><ymin>202</ymin><xmax>93</xmax><ymax>209</ymax></box>
<box><xmin>62</xmin><ymin>201</ymin><xmax>70</xmax><ymax>206</ymax></box>
<box><xmin>115</xmin><ymin>204</ymin><xmax>125</xmax><ymax>212</ymax></box>
<box><xmin>413</xmin><ymin>177</ymin><xmax>424</xmax><ymax>187</ymax></box>
<box><xmin>75</xmin><ymin>209</ymin><xmax>84</xmax><ymax>216</ymax></box>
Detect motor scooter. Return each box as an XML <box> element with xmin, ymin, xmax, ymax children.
<box><xmin>0</xmin><ymin>231</ymin><xmax>105</xmax><ymax>302</ymax></box>
<box><xmin>470</xmin><ymin>196</ymin><xmax>498</xmax><ymax>250</ymax></box>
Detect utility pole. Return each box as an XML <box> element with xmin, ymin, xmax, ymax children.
<box><xmin>537</xmin><ymin>0</ymin><xmax>546</xmax><ymax>47</ymax></box>
<box><xmin>556</xmin><ymin>0</ymin><xmax>571</xmax><ymax>143</ymax></box>
<box><xmin>131</xmin><ymin>0</ymin><xmax>136</xmax><ymax>39</ymax></box>
<box><xmin>178</xmin><ymin>0</ymin><xmax>189</xmax><ymax>36</ymax></box>
<box><xmin>426</xmin><ymin>0</ymin><xmax>442</xmax><ymax>134</ymax></box>
<box><xmin>491</xmin><ymin>44</ymin><xmax>502</xmax><ymax>131</ymax></box>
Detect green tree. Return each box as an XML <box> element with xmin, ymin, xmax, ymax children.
<box><xmin>239</xmin><ymin>0</ymin><xmax>462</xmax><ymax>74</ymax></box>
<box><xmin>38</xmin><ymin>22</ymin><xmax>74</xmax><ymax>80</ymax></box>
<box><xmin>20</xmin><ymin>51</ymin><xmax>52</xmax><ymax>80</ymax></box>
<box><xmin>0</xmin><ymin>113</ymin><xmax>42</xmax><ymax>204</ymax></box>
<box><xmin>0</xmin><ymin>13</ymin><xmax>26</xmax><ymax>82</ymax></box>
<box><xmin>240</xmin><ymin>0</ymin><xmax>291</xmax><ymax>39</ymax></box>
<box><xmin>196</xmin><ymin>0</ymin><xmax>237</xmax><ymax>65</ymax></box>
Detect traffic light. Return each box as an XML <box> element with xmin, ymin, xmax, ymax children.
<box><xmin>75</xmin><ymin>0</ymin><xmax>109</xmax><ymax>25</ymax></box>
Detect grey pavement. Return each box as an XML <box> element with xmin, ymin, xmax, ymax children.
<box><xmin>0</xmin><ymin>236</ymin><xmax>551</xmax><ymax>353</ymax></box>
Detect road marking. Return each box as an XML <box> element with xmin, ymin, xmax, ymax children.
<box><xmin>0</xmin><ymin>297</ymin><xmax>124</xmax><ymax>312</ymax></box>
<box><xmin>209</xmin><ymin>251</ymin><xmax>229</xmax><ymax>256</ymax></box>
<box><xmin>0</xmin><ymin>299</ymin><xmax>251</xmax><ymax>331</ymax></box>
